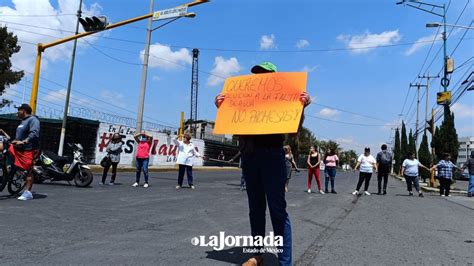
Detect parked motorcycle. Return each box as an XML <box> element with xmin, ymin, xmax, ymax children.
<box><xmin>33</xmin><ymin>143</ymin><xmax>93</xmax><ymax>187</ymax></box>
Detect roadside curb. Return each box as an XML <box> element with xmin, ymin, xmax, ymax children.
<box><xmin>89</xmin><ymin>165</ymin><xmax>240</xmax><ymax>174</ymax></box>
<box><xmin>391</xmin><ymin>174</ymin><xmax>468</xmax><ymax>195</ymax></box>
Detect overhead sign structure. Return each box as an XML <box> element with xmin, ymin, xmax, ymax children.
<box><xmin>213</xmin><ymin>72</ymin><xmax>308</xmax><ymax>135</ymax></box>
<box><xmin>436</xmin><ymin>91</ymin><xmax>452</xmax><ymax>105</ymax></box>
<box><xmin>153</xmin><ymin>6</ymin><xmax>188</xmax><ymax>21</ymax></box>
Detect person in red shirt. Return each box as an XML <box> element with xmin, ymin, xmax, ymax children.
<box><xmin>132</xmin><ymin>131</ymin><xmax>153</xmax><ymax>188</ymax></box>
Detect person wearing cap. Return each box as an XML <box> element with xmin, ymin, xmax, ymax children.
<box><xmin>353</xmin><ymin>147</ymin><xmax>377</xmax><ymax>196</ymax></box>
<box><xmin>215</xmin><ymin>62</ymin><xmax>311</xmax><ymax>266</ymax></box>
<box><xmin>8</xmin><ymin>104</ymin><xmax>40</xmax><ymax>201</ymax></box>
<box><xmin>463</xmin><ymin>151</ymin><xmax>474</xmax><ymax>197</ymax></box>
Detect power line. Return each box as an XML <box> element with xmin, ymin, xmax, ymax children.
<box><xmin>11</xmin><ymin>66</ymin><xmax>177</xmax><ymax>127</ymax></box>
<box><xmin>3</xmin><ymin>19</ymin><xmax>474</xmax><ymax>54</ymax></box>
<box><xmin>306</xmin><ymin>114</ymin><xmax>397</xmax><ymax>127</ymax></box>
<box><xmin>0</xmin><ymin>13</ymin><xmax>76</xmax><ymax>17</ymax></box>
<box><xmin>312</xmin><ymin>103</ymin><xmax>392</xmax><ymax>123</ymax></box>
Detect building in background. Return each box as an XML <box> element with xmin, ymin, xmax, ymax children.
<box><xmin>457</xmin><ymin>136</ymin><xmax>474</xmax><ymax>167</ymax></box>
<box><xmin>184</xmin><ymin>119</ymin><xmax>232</xmax><ymax>143</ymax></box>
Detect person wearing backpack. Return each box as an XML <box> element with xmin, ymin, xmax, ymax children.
<box><xmin>376</xmin><ymin>144</ymin><xmax>393</xmax><ymax>195</ymax></box>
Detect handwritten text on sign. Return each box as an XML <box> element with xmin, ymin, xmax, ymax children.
<box><xmin>214</xmin><ymin>72</ymin><xmax>307</xmax><ymax>135</ymax></box>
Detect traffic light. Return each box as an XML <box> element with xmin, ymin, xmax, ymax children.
<box><xmin>79</xmin><ymin>16</ymin><xmax>108</xmax><ymax>32</ymax></box>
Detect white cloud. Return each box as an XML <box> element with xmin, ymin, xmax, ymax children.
<box><xmin>295</xmin><ymin>39</ymin><xmax>310</xmax><ymax>49</ymax></box>
<box><xmin>301</xmin><ymin>65</ymin><xmax>318</xmax><ymax>73</ymax></box>
<box><xmin>381</xmin><ymin>119</ymin><xmax>400</xmax><ymax>132</ymax></box>
<box><xmin>0</xmin><ymin>0</ymin><xmax>102</xmax><ymax>73</ymax></box>
<box><xmin>44</xmin><ymin>88</ymin><xmax>67</xmax><ymax>102</ymax></box>
<box><xmin>260</xmin><ymin>34</ymin><xmax>276</xmax><ymax>50</ymax></box>
<box><xmin>100</xmin><ymin>89</ymin><xmax>125</xmax><ymax>108</ymax></box>
<box><xmin>207</xmin><ymin>56</ymin><xmax>241</xmax><ymax>87</ymax></box>
<box><xmin>337</xmin><ymin>30</ymin><xmax>401</xmax><ymax>54</ymax></box>
<box><xmin>319</xmin><ymin>108</ymin><xmax>340</xmax><ymax>118</ymax></box>
<box><xmin>335</xmin><ymin>136</ymin><xmax>369</xmax><ymax>152</ymax></box>
<box><xmin>143</xmin><ymin>43</ymin><xmax>192</xmax><ymax>70</ymax></box>
<box><xmin>459</xmin><ymin>125</ymin><xmax>474</xmax><ymax>134</ymax></box>
<box><xmin>44</xmin><ymin>88</ymin><xmax>89</xmax><ymax>105</ymax></box>
<box><xmin>405</xmin><ymin>33</ymin><xmax>442</xmax><ymax>56</ymax></box>
<box><xmin>451</xmin><ymin>103</ymin><xmax>474</xmax><ymax>119</ymax></box>
<box><xmin>152</xmin><ymin>75</ymin><xmax>161</xmax><ymax>81</ymax></box>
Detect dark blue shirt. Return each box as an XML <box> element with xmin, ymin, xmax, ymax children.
<box><xmin>15</xmin><ymin>115</ymin><xmax>40</xmax><ymax>150</ymax></box>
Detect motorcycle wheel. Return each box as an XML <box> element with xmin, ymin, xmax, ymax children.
<box><xmin>74</xmin><ymin>168</ymin><xmax>93</xmax><ymax>187</ymax></box>
<box><xmin>0</xmin><ymin>163</ymin><xmax>8</xmax><ymax>192</ymax></box>
<box><xmin>33</xmin><ymin>173</ymin><xmax>45</xmax><ymax>184</ymax></box>
<box><xmin>7</xmin><ymin>167</ymin><xmax>27</xmax><ymax>195</ymax></box>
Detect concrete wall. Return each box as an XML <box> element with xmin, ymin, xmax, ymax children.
<box><xmin>95</xmin><ymin>123</ymin><xmax>204</xmax><ymax>166</ymax></box>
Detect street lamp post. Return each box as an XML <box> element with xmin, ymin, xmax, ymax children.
<box><xmin>58</xmin><ymin>0</ymin><xmax>82</xmax><ymax>156</ymax></box>
<box><xmin>396</xmin><ymin>0</ymin><xmax>448</xmax><ymax>92</ymax></box>
<box><xmin>135</xmin><ymin>4</ymin><xmax>199</xmax><ymax>134</ymax></box>
<box><xmin>426</xmin><ymin>22</ymin><xmax>474</xmax><ymax>30</ymax></box>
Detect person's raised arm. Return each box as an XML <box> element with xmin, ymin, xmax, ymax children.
<box><xmin>0</xmin><ymin>129</ymin><xmax>10</xmax><ymax>140</ymax></box>
<box><xmin>133</xmin><ymin>133</ymin><xmax>141</xmax><ymax>142</ymax></box>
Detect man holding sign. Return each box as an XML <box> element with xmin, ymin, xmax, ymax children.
<box><xmin>215</xmin><ymin>62</ymin><xmax>311</xmax><ymax>266</ymax></box>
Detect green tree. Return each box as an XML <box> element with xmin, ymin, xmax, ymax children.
<box><xmin>319</xmin><ymin>140</ymin><xmax>342</xmax><ymax>155</ymax></box>
<box><xmin>0</xmin><ymin>26</ymin><xmax>24</xmax><ymax>95</ymax></box>
<box><xmin>394</xmin><ymin>128</ymin><xmax>401</xmax><ymax>174</ymax></box>
<box><xmin>285</xmin><ymin>126</ymin><xmax>316</xmax><ymax>162</ymax></box>
<box><xmin>432</xmin><ymin>107</ymin><xmax>459</xmax><ymax>163</ymax></box>
<box><xmin>418</xmin><ymin>133</ymin><xmax>431</xmax><ymax>182</ymax></box>
<box><xmin>340</xmin><ymin>150</ymin><xmax>357</xmax><ymax>169</ymax></box>
<box><xmin>401</xmin><ymin>121</ymin><xmax>408</xmax><ymax>161</ymax></box>
<box><xmin>408</xmin><ymin>129</ymin><xmax>416</xmax><ymax>155</ymax></box>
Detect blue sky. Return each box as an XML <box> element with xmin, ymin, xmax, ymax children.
<box><xmin>0</xmin><ymin>0</ymin><xmax>472</xmax><ymax>153</ymax></box>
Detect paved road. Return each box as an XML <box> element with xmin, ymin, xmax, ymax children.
<box><xmin>0</xmin><ymin>170</ymin><xmax>473</xmax><ymax>265</ymax></box>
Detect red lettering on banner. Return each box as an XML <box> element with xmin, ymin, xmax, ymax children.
<box><xmin>151</xmin><ymin>139</ymin><xmax>159</xmax><ymax>155</ymax></box>
<box><xmin>158</xmin><ymin>144</ymin><xmax>168</xmax><ymax>155</ymax></box>
<box><xmin>99</xmin><ymin>133</ymin><xmax>113</xmax><ymax>152</ymax></box>
<box><xmin>168</xmin><ymin>145</ymin><xmax>177</xmax><ymax>156</ymax></box>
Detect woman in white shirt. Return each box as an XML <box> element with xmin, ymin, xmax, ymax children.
<box><xmin>174</xmin><ymin>132</ymin><xmax>203</xmax><ymax>189</ymax></box>
<box><xmin>353</xmin><ymin>147</ymin><xmax>377</xmax><ymax>196</ymax></box>
<box><xmin>402</xmin><ymin>152</ymin><xmax>430</xmax><ymax>197</ymax></box>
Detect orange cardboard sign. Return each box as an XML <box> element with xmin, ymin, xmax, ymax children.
<box><xmin>213</xmin><ymin>72</ymin><xmax>307</xmax><ymax>135</ymax></box>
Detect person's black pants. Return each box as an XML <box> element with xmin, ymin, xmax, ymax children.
<box><xmin>356</xmin><ymin>172</ymin><xmax>372</xmax><ymax>191</ymax></box>
<box><xmin>377</xmin><ymin>165</ymin><xmax>390</xmax><ymax>193</ymax></box>
<box><xmin>439</xmin><ymin>177</ymin><xmax>451</xmax><ymax>196</ymax></box>
<box><xmin>178</xmin><ymin>164</ymin><xmax>193</xmax><ymax>186</ymax></box>
<box><xmin>102</xmin><ymin>162</ymin><xmax>118</xmax><ymax>183</ymax></box>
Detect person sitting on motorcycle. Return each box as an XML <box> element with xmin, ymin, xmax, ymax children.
<box><xmin>9</xmin><ymin>104</ymin><xmax>40</xmax><ymax>201</ymax></box>
<box><xmin>0</xmin><ymin>129</ymin><xmax>10</xmax><ymax>156</ymax></box>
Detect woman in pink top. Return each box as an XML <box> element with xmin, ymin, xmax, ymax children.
<box><xmin>324</xmin><ymin>149</ymin><xmax>339</xmax><ymax>193</ymax></box>
<box><xmin>132</xmin><ymin>131</ymin><xmax>153</xmax><ymax>188</ymax></box>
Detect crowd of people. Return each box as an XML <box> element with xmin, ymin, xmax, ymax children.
<box><xmin>1</xmin><ymin>61</ymin><xmax>473</xmax><ymax>266</ymax></box>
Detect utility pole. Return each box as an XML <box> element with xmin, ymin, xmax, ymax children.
<box><xmin>136</xmin><ymin>0</ymin><xmax>154</xmax><ymax>134</ymax></box>
<box><xmin>418</xmin><ymin>73</ymin><xmax>439</xmax><ymax>134</ymax></box>
<box><xmin>190</xmin><ymin>48</ymin><xmax>199</xmax><ymax>138</ymax></box>
<box><xmin>410</xmin><ymin>82</ymin><xmax>427</xmax><ymax>157</ymax></box>
<box><xmin>58</xmin><ymin>0</ymin><xmax>82</xmax><ymax>156</ymax></box>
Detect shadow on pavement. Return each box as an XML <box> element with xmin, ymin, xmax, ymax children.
<box><xmin>0</xmin><ymin>194</ymin><xmax>14</xmax><ymax>201</ymax></box>
<box><xmin>205</xmin><ymin>247</ymin><xmax>278</xmax><ymax>265</ymax></box>
<box><xmin>39</xmin><ymin>182</ymin><xmax>93</xmax><ymax>189</ymax></box>
<box><xmin>0</xmin><ymin>192</ymin><xmax>47</xmax><ymax>200</ymax></box>
<box><xmin>32</xmin><ymin>192</ymin><xmax>47</xmax><ymax>199</ymax></box>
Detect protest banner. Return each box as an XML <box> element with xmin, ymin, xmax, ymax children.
<box><xmin>214</xmin><ymin>72</ymin><xmax>307</xmax><ymax>135</ymax></box>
